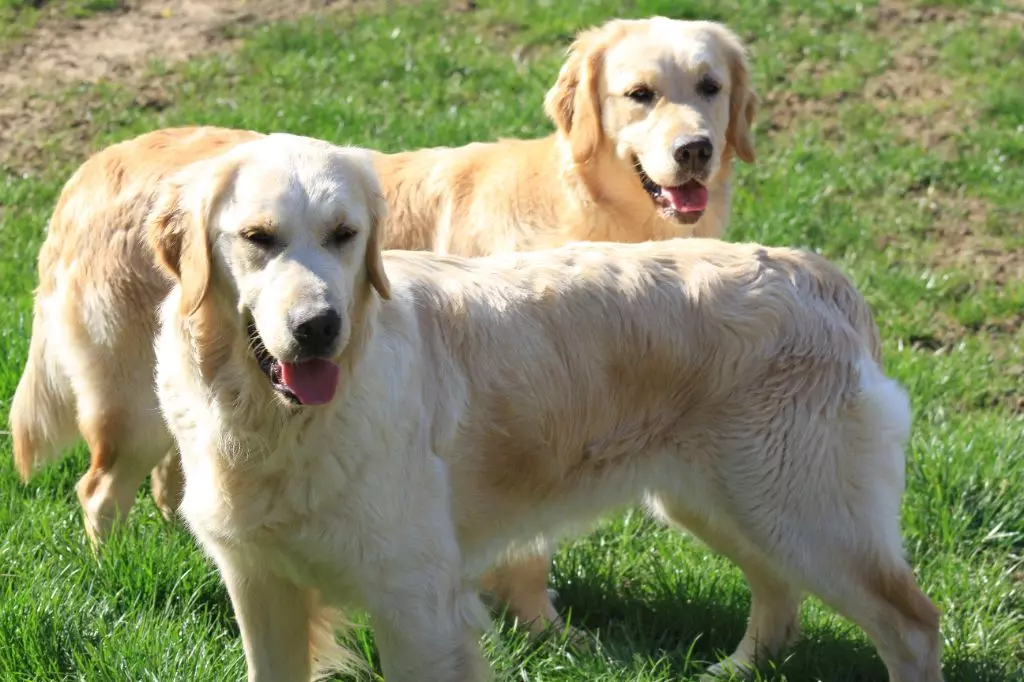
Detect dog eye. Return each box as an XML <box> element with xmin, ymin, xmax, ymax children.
<box><xmin>625</xmin><ymin>86</ymin><xmax>656</xmax><ymax>104</ymax></box>
<box><xmin>326</xmin><ymin>225</ymin><xmax>357</xmax><ymax>249</ymax></box>
<box><xmin>697</xmin><ymin>76</ymin><xmax>721</xmax><ymax>97</ymax></box>
<box><xmin>242</xmin><ymin>229</ymin><xmax>277</xmax><ymax>249</ymax></box>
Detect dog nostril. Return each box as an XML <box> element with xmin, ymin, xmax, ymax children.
<box><xmin>294</xmin><ymin>309</ymin><xmax>342</xmax><ymax>354</ymax></box>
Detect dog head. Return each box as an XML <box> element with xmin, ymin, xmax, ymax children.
<box><xmin>544</xmin><ymin>17</ymin><xmax>758</xmax><ymax>226</ymax></box>
<box><xmin>149</xmin><ymin>133</ymin><xmax>390</xmax><ymax>408</ymax></box>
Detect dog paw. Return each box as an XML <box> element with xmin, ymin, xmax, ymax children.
<box><xmin>553</xmin><ymin>622</ymin><xmax>595</xmax><ymax>653</ymax></box>
<box><xmin>543</xmin><ymin>589</ymin><xmax>595</xmax><ymax>652</ymax></box>
<box><xmin>700</xmin><ymin>658</ymin><xmax>755</xmax><ymax>681</ymax></box>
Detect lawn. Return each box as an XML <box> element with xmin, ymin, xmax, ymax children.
<box><xmin>1</xmin><ymin>0</ymin><xmax>1022</xmax><ymax>680</ymax></box>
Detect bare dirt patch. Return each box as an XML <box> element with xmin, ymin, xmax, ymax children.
<box><xmin>893</xmin><ymin>185</ymin><xmax>1023</xmax><ymax>369</ymax></box>
<box><xmin>975</xmin><ymin>377</ymin><xmax>1024</xmax><ymax>416</ymax></box>
<box><xmin>863</xmin><ymin>44</ymin><xmax>961</xmax><ymax>154</ymax></box>
<box><xmin>0</xmin><ymin>0</ymin><xmax>356</xmax><ymax>93</ymax></box>
<box><xmin>912</xmin><ymin>189</ymin><xmax>1024</xmax><ymax>286</ymax></box>
<box><xmin>759</xmin><ymin>1</ymin><xmax>969</xmax><ymax>144</ymax></box>
<box><xmin>869</xmin><ymin>0</ymin><xmax>964</xmax><ymax>34</ymax></box>
<box><xmin>863</xmin><ymin>0</ymin><xmax>1024</xmax><ymax>154</ymax></box>
<box><xmin>867</xmin><ymin>1</ymin><xmax>1024</xmax><ymax>289</ymax></box>
<box><xmin>765</xmin><ymin>0</ymin><xmax>1023</xmax><ymax>152</ymax></box>
<box><xmin>0</xmin><ymin>0</ymin><xmax>380</xmax><ymax>172</ymax></box>
<box><xmin>761</xmin><ymin>88</ymin><xmax>844</xmax><ymax>140</ymax></box>
<box><xmin>763</xmin><ymin>0</ymin><xmax>1024</xmax><ymax>296</ymax></box>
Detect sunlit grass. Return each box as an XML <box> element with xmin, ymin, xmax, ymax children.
<box><xmin>1</xmin><ymin>0</ymin><xmax>1021</xmax><ymax>679</ymax></box>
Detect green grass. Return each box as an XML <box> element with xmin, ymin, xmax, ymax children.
<box><xmin>1</xmin><ymin>0</ymin><xmax>1023</xmax><ymax>680</ymax></box>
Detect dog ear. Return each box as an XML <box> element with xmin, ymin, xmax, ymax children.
<box><xmin>352</xmin><ymin>153</ymin><xmax>391</xmax><ymax>300</ymax></box>
<box><xmin>364</xmin><ymin>192</ymin><xmax>392</xmax><ymax>301</ymax></box>
<box><xmin>543</xmin><ymin>26</ymin><xmax>608</xmax><ymax>165</ymax></box>
<box><xmin>543</xmin><ymin>44</ymin><xmax>584</xmax><ymax>135</ymax></box>
<box><xmin>722</xmin><ymin>27</ymin><xmax>759</xmax><ymax>164</ymax></box>
<box><xmin>148</xmin><ymin>160</ymin><xmax>235</xmax><ymax>317</ymax></box>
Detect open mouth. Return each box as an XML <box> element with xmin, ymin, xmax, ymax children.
<box><xmin>247</xmin><ymin>319</ymin><xmax>341</xmax><ymax>407</ymax></box>
<box><xmin>634</xmin><ymin>160</ymin><xmax>709</xmax><ymax>225</ymax></box>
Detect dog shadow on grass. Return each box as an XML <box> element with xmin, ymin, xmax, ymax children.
<box><xmin>69</xmin><ymin>529</ymin><xmax>1012</xmax><ymax>682</ymax></box>
<box><xmin>24</xmin><ymin>460</ymin><xmax>1005</xmax><ymax>682</ymax></box>
<box><xmin>539</xmin><ymin>571</ymin><xmax>1013</xmax><ymax>682</ymax></box>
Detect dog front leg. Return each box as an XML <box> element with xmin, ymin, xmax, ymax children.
<box><xmin>367</xmin><ymin>576</ymin><xmax>491</xmax><ymax>682</ymax></box>
<box><xmin>217</xmin><ymin>556</ymin><xmax>315</xmax><ymax>682</ymax></box>
<box><xmin>361</xmin><ymin>455</ymin><xmax>492</xmax><ymax>682</ymax></box>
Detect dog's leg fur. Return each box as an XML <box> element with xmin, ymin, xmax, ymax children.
<box><xmin>149</xmin><ymin>447</ymin><xmax>185</xmax><ymax>522</ymax></box>
<box><xmin>648</xmin><ymin>501</ymin><xmax>803</xmax><ymax>679</ymax></box>
<box><xmin>217</xmin><ymin>557</ymin><xmax>317</xmax><ymax>682</ymax></box>
<box><xmin>479</xmin><ymin>552</ymin><xmax>562</xmax><ymax>635</ymax></box>
<box><xmin>655</xmin><ymin>360</ymin><xmax>942</xmax><ymax>682</ymax></box>
<box><xmin>366</xmin><ymin>577</ymin><xmax>491</xmax><ymax>682</ymax></box>
<box><xmin>74</xmin><ymin>404</ymin><xmax>173</xmax><ymax>547</ymax></box>
<box><xmin>807</xmin><ymin>365</ymin><xmax>943</xmax><ymax>682</ymax></box>
<box><xmin>662</xmin><ymin>490</ymin><xmax>941</xmax><ymax>682</ymax></box>
<box><xmin>361</xmin><ymin>456</ymin><xmax>492</xmax><ymax>682</ymax></box>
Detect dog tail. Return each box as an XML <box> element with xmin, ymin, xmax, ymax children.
<box><xmin>308</xmin><ymin>593</ymin><xmax>363</xmax><ymax>681</ymax></box>
<box><xmin>9</xmin><ymin>303</ymin><xmax>78</xmax><ymax>481</ymax></box>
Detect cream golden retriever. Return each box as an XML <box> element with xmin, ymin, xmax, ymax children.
<box><xmin>148</xmin><ymin>134</ymin><xmax>941</xmax><ymax>682</ymax></box>
<box><xmin>10</xmin><ymin>16</ymin><xmax>758</xmax><ymax>641</ymax></box>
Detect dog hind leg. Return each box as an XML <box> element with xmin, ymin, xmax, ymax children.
<box><xmin>648</xmin><ymin>496</ymin><xmax>803</xmax><ymax>679</ymax></box>
<box><xmin>75</xmin><ymin>402</ymin><xmax>173</xmax><ymax>548</ymax></box>
<box><xmin>480</xmin><ymin>551</ymin><xmax>565</xmax><ymax>637</ymax></box>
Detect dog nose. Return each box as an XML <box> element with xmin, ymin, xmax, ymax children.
<box><xmin>673</xmin><ymin>136</ymin><xmax>713</xmax><ymax>173</ymax></box>
<box><xmin>291</xmin><ymin>308</ymin><xmax>342</xmax><ymax>357</ymax></box>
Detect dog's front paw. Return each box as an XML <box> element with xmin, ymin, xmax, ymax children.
<box><xmin>549</xmin><ymin>621</ymin><xmax>595</xmax><ymax>653</ymax></box>
<box><xmin>542</xmin><ymin>588</ymin><xmax>595</xmax><ymax>652</ymax></box>
<box><xmin>700</xmin><ymin>657</ymin><xmax>755</xmax><ymax>681</ymax></box>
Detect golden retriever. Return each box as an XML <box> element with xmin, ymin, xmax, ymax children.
<box><xmin>10</xmin><ymin>16</ymin><xmax>758</xmax><ymax>640</ymax></box>
<box><xmin>376</xmin><ymin>15</ymin><xmax>757</xmax><ymax>253</ymax></box>
<box><xmin>149</xmin><ymin>134</ymin><xmax>941</xmax><ymax>682</ymax></box>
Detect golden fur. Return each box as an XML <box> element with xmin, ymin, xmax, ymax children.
<box><xmin>9</xmin><ymin>16</ymin><xmax>759</xmax><ymax>640</ymax></box>
<box><xmin>375</xmin><ymin>17</ymin><xmax>757</xmax><ymax>253</ymax></box>
<box><xmin>149</xmin><ymin>134</ymin><xmax>941</xmax><ymax>682</ymax></box>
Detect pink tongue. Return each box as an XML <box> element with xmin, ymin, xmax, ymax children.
<box><xmin>662</xmin><ymin>183</ymin><xmax>708</xmax><ymax>212</ymax></box>
<box><xmin>280</xmin><ymin>359</ymin><xmax>341</xmax><ymax>406</ymax></box>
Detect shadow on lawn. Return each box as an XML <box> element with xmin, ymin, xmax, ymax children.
<box><xmin>10</xmin><ymin>464</ymin><xmax>1015</xmax><ymax>681</ymax></box>
<box><xmin>551</xmin><ymin>572</ymin><xmax>1015</xmax><ymax>682</ymax></box>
